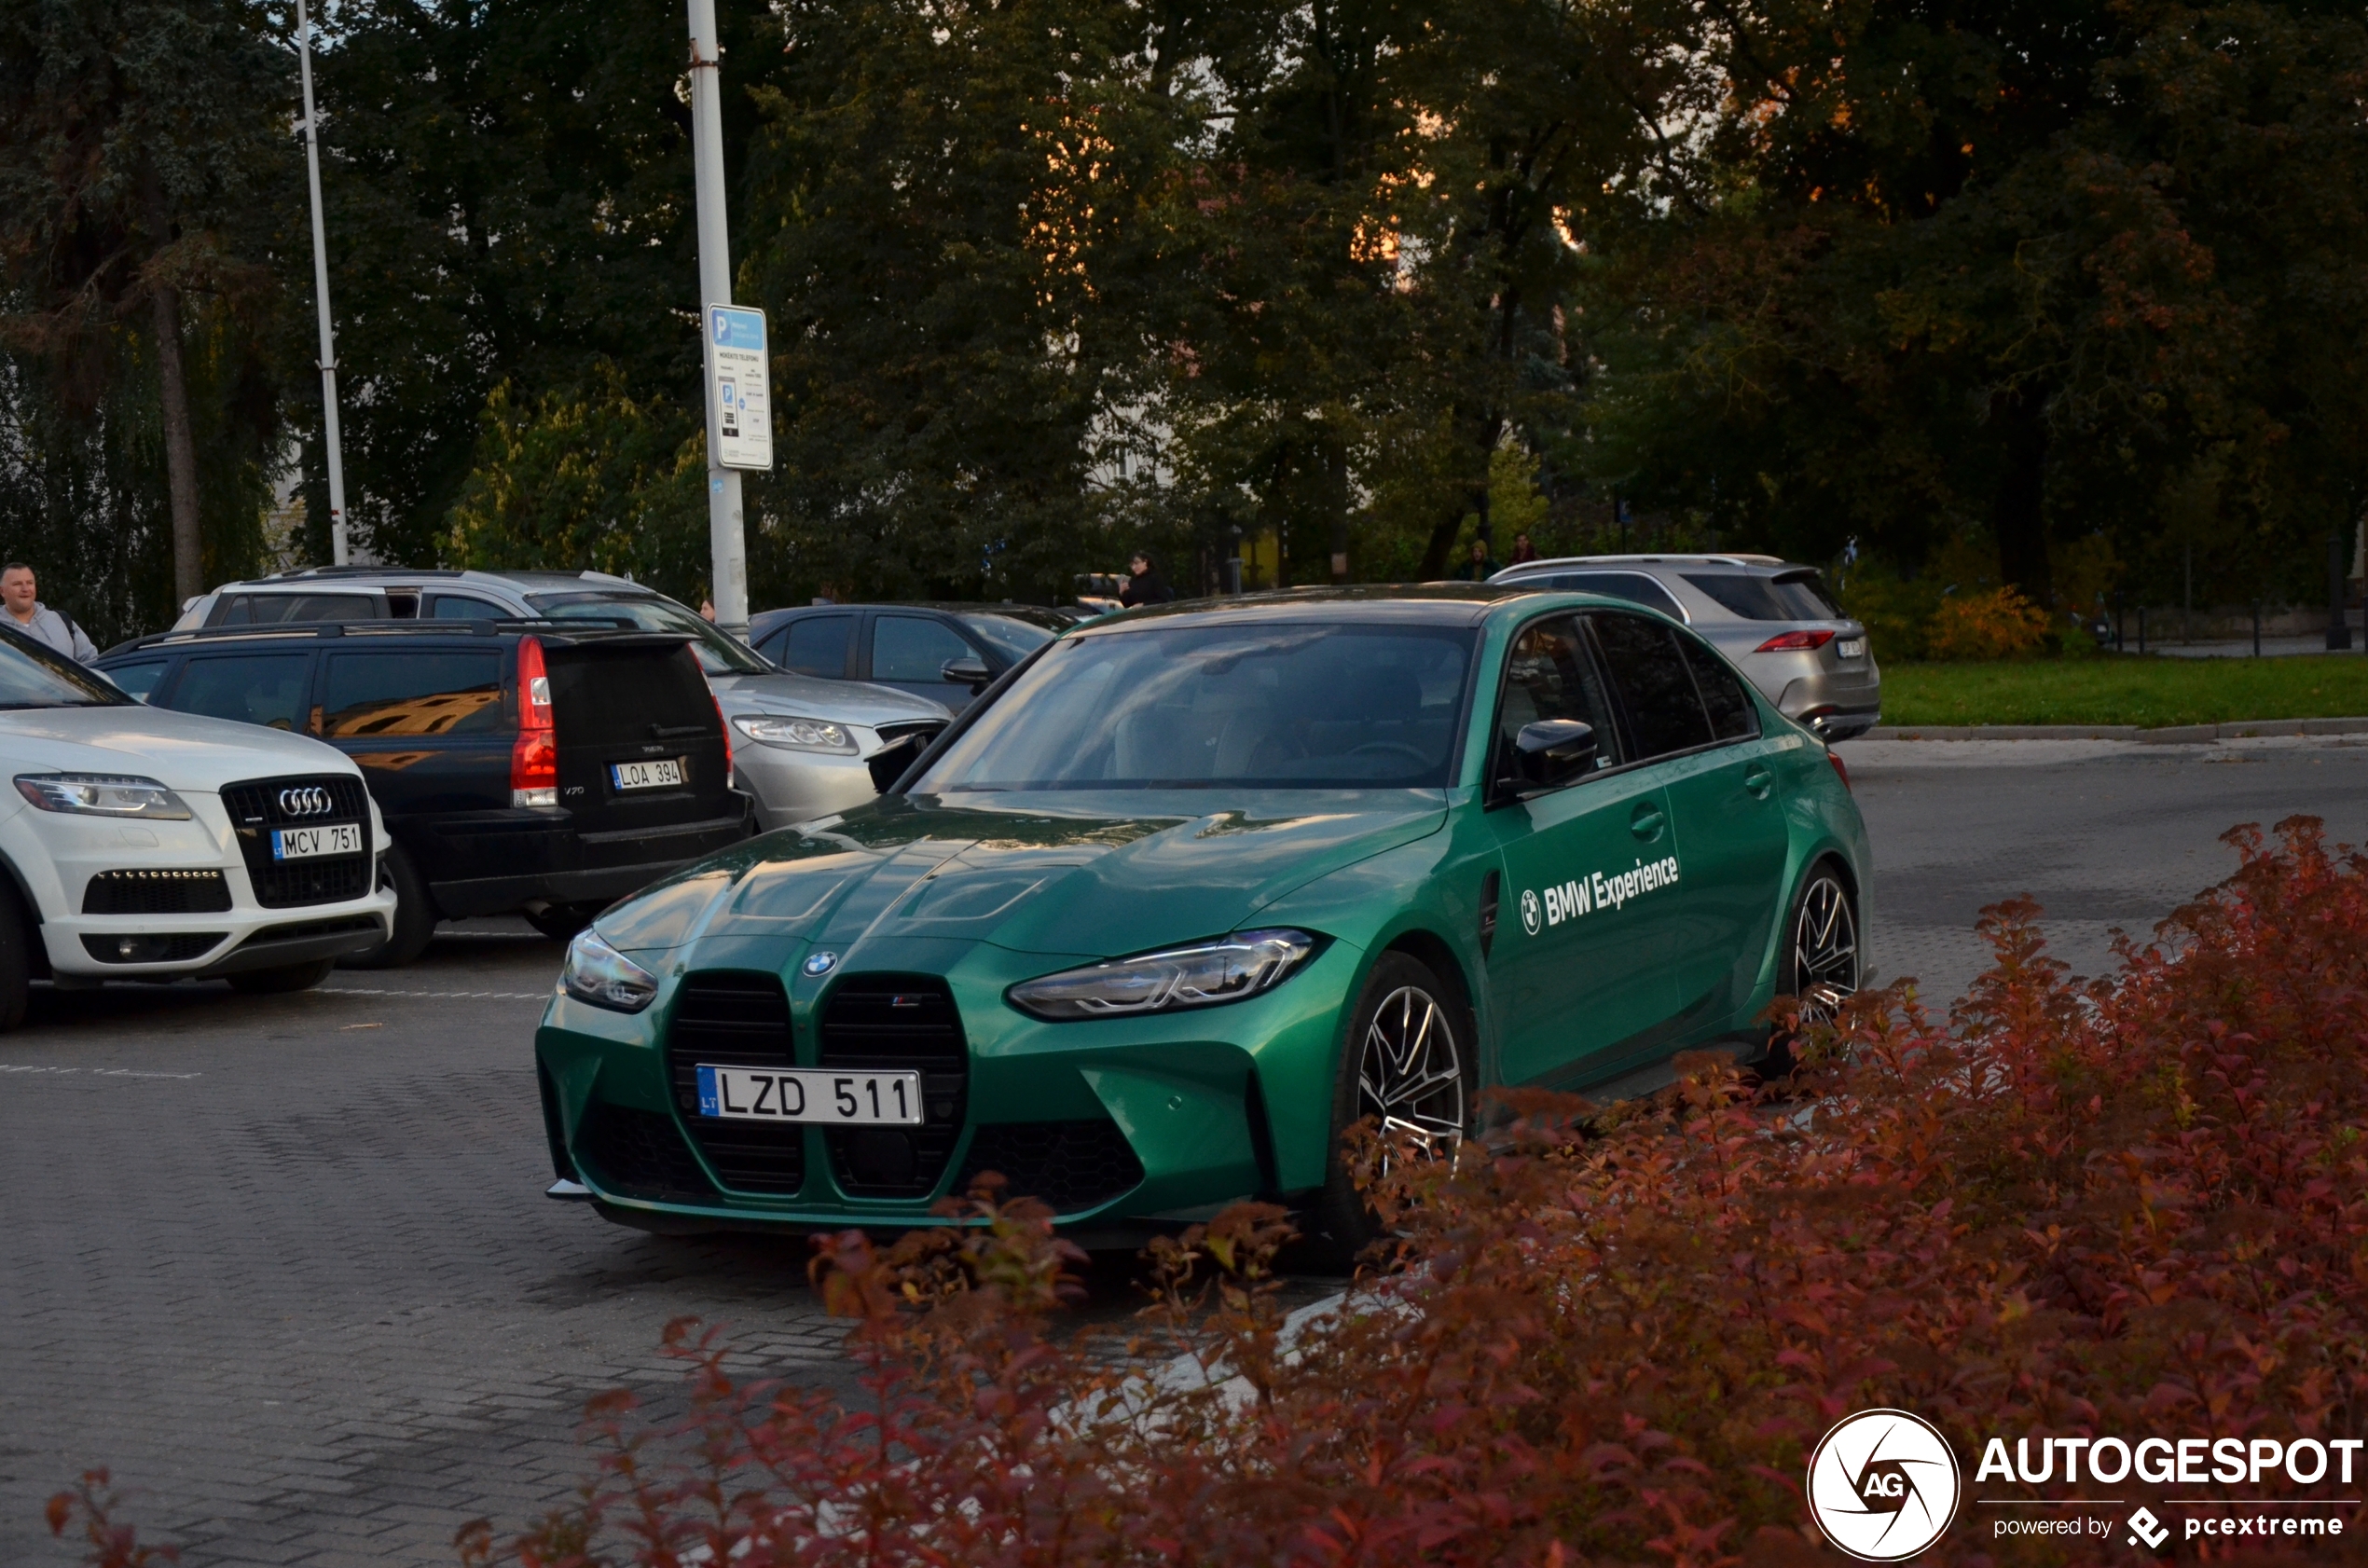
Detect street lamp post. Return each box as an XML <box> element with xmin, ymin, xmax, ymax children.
<box><xmin>686</xmin><ymin>0</ymin><xmax>750</xmax><ymax>638</ymax></box>
<box><xmin>295</xmin><ymin>0</ymin><xmax>349</xmax><ymax>567</ymax></box>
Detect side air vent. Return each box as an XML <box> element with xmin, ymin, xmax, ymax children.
<box><xmin>575</xmin><ymin>1103</ymin><xmax>715</xmax><ymax>1204</ymax></box>
<box><xmin>663</xmin><ymin>971</ymin><xmax>805</xmax><ymax>1195</ymax></box>
<box><xmin>817</xmin><ymin>974</ymin><xmax>968</xmax><ymax>1197</ymax></box>
<box><xmin>954</xmin><ymin>1120</ymin><xmax>1145</xmax><ymax>1215</ymax></box>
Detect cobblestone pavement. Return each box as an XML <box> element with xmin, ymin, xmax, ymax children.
<box><xmin>10</xmin><ymin>739</ymin><xmax>2368</xmax><ymax>1565</ymax></box>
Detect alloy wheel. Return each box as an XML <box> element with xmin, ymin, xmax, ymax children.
<box><xmin>1355</xmin><ymin>984</ymin><xmax>1466</xmax><ymax>1162</ymax></box>
<box><xmin>1793</xmin><ymin>874</ymin><xmax>1860</xmax><ymax>1022</ymax></box>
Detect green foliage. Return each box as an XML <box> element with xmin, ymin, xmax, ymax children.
<box><xmin>1885</xmin><ymin>653</ymin><xmax>2368</xmax><ymax>729</ymax></box>
<box><xmin>445</xmin><ymin>364</ymin><xmax>707</xmax><ymax>594</ymax></box>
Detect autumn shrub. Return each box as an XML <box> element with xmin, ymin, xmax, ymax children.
<box><xmin>62</xmin><ymin>818</ymin><xmax>2368</xmax><ymax>1566</ymax></box>
<box><xmin>1925</xmin><ymin>585</ymin><xmax>2053</xmax><ymax>660</ymax></box>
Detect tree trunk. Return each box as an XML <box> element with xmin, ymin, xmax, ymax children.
<box><xmin>1990</xmin><ymin>388</ymin><xmax>2051</xmax><ymax>608</ymax></box>
<box><xmin>151</xmin><ymin>282</ymin><xmax>204</xmax><ymax>602</ymax></box>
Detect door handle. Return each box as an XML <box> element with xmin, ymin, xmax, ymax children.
<box><xmin>1629</xmin><ymin>801</ymin><xmax>1665</xmax><ymax>841</ymax></box>
<box><xmin>1743</xmin><ymin>763</ymin><xmax>1775</xmax><ymax>800</ymax></box>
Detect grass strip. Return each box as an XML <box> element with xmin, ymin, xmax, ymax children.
<box><xmin>1881</xmin><ymin>653</ymin><xmax>2368</xmax><ymax>728</ymax></box>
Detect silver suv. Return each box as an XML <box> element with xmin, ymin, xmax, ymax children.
<box><xmin>172</xmin><ymin>569</ymin><xmax>953</xmax><ymax>830</ymax></box>
<box><xmin>1489</xmin><ymin>555</ymin><xmax>1879</xmax><ymax>740</ymax></box>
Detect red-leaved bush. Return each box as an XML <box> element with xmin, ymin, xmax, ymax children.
<box><xmin>59</xmin><ymin>817</ymin><xmax>2368</xmax><ymax>1565</ymax></box>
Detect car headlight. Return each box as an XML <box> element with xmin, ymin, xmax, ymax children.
<box><xmin>1006</xmin><ymin>928</ymin><xmax>1319</xmax><ymax>1020</ymax></box>
<box><xmin>14</xmin><ymin>773</ymin><xmax>193</xmax><ymax>820</ymax></box>
<box><xmin>559</xmin><ymin>928</ymin><xmax>659</xmax><ymax>1013</ymax></box>
<box><xmin>731</xmin><ymin>714</ymin><xmax>858</xmax><ymax>753</ymax></box>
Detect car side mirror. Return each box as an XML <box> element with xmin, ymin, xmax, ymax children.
<box><xmin>1499</xmin><ymin>720</ymin><xmax>1597</xmax><ymax>798</ymax></box>
<box><xmin>940</xmin><ymin>656</ymin><xmax>991</xmax><ymax>694</ymax></box>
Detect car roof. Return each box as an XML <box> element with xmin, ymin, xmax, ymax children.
<box><xmin>1056</xmin><ymin>584</ymin><xmax>1642</xmax><ymax>635</ymax></box>
<box><xmin>1494</xmin><ymin>554</ymin><xmax>1807</xmax><ymax>578</ymax></box>
<box><xmin>205</xmin><ymin>568</ymin><xmax>651</xmax><ymax>594</ymax></box>
<box><xmin>753</xmin><ymin>601</ymin><xmax>1070</xmax><ymax>623</ymax></box>
<box><xmin>100</xmin><ymin>619</ymin><xmax>692</xmax><ymax>659</ymax></box>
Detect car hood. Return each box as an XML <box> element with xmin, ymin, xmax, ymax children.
<box><xmin>599</xmin><ymin>788</ymin><xmax>1450</xmax><ymax>961</ymax></box>
<box><xmin>710</xmin><ymin>670</ymin><xmax>951</xmax><ymax>727</ymax></box>
<box><xmin>0</xmin><ymin>704</ymin><xmax>363</xmax><ymax>791</ymax></box>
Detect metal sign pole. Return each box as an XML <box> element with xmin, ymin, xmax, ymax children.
<box><xmin>295</xmin><ymin>0</ymin><xmax>349</xmax><ymax>566</ymax></box>
<box><xmin>686</xmin><ymin>0</ymin><xmax>750</xmax><ymax>638</ymax></box>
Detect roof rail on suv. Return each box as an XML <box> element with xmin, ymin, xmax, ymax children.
<box><xmin>111</xmin><ymin>617</ymin><xmax>663</xmax><ymax>653</ymax></box>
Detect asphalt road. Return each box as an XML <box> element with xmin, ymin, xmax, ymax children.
<box><xmin>8</xmin><ymin>734</ymin><xmax>2368</xmax><ymax>1567</ymax></box>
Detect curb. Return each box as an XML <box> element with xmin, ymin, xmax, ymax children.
<box><xmin>1860</xmin><ymin>717</ymin><xmax>2368</xmax><ymax>743</ymax></box>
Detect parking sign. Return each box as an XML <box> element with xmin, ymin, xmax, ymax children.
<box><xmin>705</xmin><ymin>305</ymin><xmax>772</xmax><ymax>471</ymax></box>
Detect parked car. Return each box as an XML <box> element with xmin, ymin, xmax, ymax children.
<box><xmin>98</xmin><ymin>620</ymin><xmax>745</xmax><ymax>963</ymax></box>
<box><xmin>0</xmin><ymin>623</ymin><xmax>396</xmax><ymax>1023</ymax></box>
<box><xmin>1487</xmin><ymin>555</ymin><xmax>1880</xmax><ymax>741</ymax></box>
<box><xmin>534</xmin><ymin>585</ymin><xmax>1867</xmax><ymax>1257</ymax></box>
<box><xmin>747</xmin><ymin>603</ymin><xmax>1073</xmax><ymax>713</ymax></box>
<box><xmin>172</xmin><ymin>568</ymin><xmax>954</xmax><ymax>830</ymax></box>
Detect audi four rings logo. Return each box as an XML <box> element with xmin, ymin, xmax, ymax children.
<box><xmin>278</xmin><ymin>787</ymin><xmax>333</xmax><ymax>817</ymax></box>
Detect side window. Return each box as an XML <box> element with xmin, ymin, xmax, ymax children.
<box><xmin>171</xmin><ymin>653</ymin><xmax>314</xmax><ymax>732</ymax></box>
<box><xmin>213</xmin><ymin>593</ymin><xmax>379</xmax><ymax>626</ymax></box>
<box><xmin>427</xmin><ymin>595</ymin><xmax>505</xmax><ymax>620</ymax></box>
<box><xmin>778</xmin><ymin>614</ymin><xmax>853</xmax><ymax>677</ymax></box>
<box><xmin>323</xmin><ymin>652</ymin><xmax>506</xmax><ymax>737</ymax></box>
<box><xmin>1590</xmin><ymin>613</ymin><xmax>1714</xmax><ymax>759</ymax></box>
<box><xmin>872</xmin><ymin>614</ymin><xmax>974</xmax><ymax>682</ymax></box>
<box><xmin>1676</xmin><ymin>633</ymin><xmax>1758</xmax><ymax>741</ymax></box>
<box><xmin>1495</xmin><ymin>616</ymin><xmax>1623</xmax><ymax>776</ymax></box>
<box><xmin>103</xmin><ymin>660</ymin><xmax>171</xmax><ymax>702</ymax></box>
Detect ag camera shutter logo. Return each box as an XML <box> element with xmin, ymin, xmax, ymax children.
<box><xmin>1807</xmin><ymin>1409</ymin><xmax>1962</xmax><ymax>1561</ymax></box>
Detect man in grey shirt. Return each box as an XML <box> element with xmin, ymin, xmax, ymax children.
<box><xmin>1</xmin><ymin>563</ymin><xmax>98</xmax><ymax>663</ymax></box>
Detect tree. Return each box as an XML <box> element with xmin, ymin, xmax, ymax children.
<box><xmin>0</xmin><ymin>0</ymin><xmax>289</xmax><ymax>608</ymax></box>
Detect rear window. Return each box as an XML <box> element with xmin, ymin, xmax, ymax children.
<box><xmin>323</xmin><ymin>652</ymin><xmax>506</xmax><ymax>737</ymax></box>
<box><xmin>959</xmin><ymin>612</ymin><xmax>1057</xmax><ymax>664</ymax></box>
<box><xmin>213</xmin><ymin>593</ymin><xmax>378</xmax><ymax>626</ymax></box>
<box><xmin>530</xmin><ymin>592</ymin><xmax>769</xmax><ymax>675</ymax></box>
<box><xmin>1681</xmin><ymin>571</ymin><xmax>1841</xmax><ymax>621</ymax></box>
<box><xmin>1530</xmin><ymin>571</ymin><xmax>1687</xmax><ymax>622</ymax></box>
<box><xmin>546</xmin><ymin>644</ymin><xmax>713</xmax><ymax>747</ymax></box>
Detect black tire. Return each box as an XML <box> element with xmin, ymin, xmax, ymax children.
<box><xmin>523</xmin><ymin>901</ymin><xmax>602</xmax><ymax>942</ymax></box>
<box><xmin>0</xmin><ymin>881</ymin><xmax>32</xmax><ymax>1031</ymax></box>
<box><xmin>226</xmin><ymin>956</ymin><xmax>337</xmax><ymax>995</ymax></box>
<box><xmin>1756</xmin><ymin>860</ymin><xmax>1862</xmax><ymax>1078</ymax></box>
<box><xmin>338</xmin><ymin>843</ymin><xmax>435</xmax><ymax>970</ymax></box>
<box><xmin>1303</xmin><ymin>951</ymin><xmax>1474</xmax><ymax>1271</ymax></box>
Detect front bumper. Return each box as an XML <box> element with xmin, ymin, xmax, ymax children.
<box><xmin>732</xmin><ymin>747</ymin><xmax>883</xmax><ymax>833</ymax></box>
<box><xmin>535</xmin><ymin>934</ymin><xmax>1367</xmax><ymax>1235</ymax></box>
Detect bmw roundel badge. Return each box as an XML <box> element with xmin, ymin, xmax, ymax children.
<box><xmin>802</xmin><ymin>951</ymin><xmax>838</xmax><ymax>976</ymax></box>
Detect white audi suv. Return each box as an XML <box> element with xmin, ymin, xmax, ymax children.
<box><xmin>0</xmin><ymin>625</ymin><xmax>395</xmax><ymax>1025</ymax></box>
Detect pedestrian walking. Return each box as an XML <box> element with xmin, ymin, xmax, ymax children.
<box><xmin>1456</xmin><ymin>538</ymin><xmax>1502</xmax><ymax>583</ymax></box>
<box><xmin>1120</xmin><ymin>552</ymin><xmax>1176</xmax><ymax>607</ymax></box>
<box><xmin>0</xmin><ymin>564</ymin><xmax>96</xmax><ymax>663</ymax></box>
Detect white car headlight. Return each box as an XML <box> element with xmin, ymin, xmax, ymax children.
<box><xmin>14</xmin><ymin>773</ymin><xmax>193</xmax><ymax>820</ymax></box>
<box><xmin>1006</xmin><ymin>929</ymin><xmax>1319</xmax><ymax>1021</ymax></box>
<box><xmin>559</xmin><ymin>928</ymin><xmax>659</xmax><ymax>1013</ymax></box>
<box><xmin>731</xmin><ymin>714</ymin><xmax>858</xmax><ymax>753</ymax></box>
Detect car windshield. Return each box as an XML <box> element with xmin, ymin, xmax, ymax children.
<box><xmin>1681</xmin><ymin>571</ymin><xmax>1843</xmax><ymax>622</ymax></box>
<box><xmin>0</xmin><ymin>627</ymin><xmax>131</xmax><ymax>708</ymax></box>
<box><xmin>527</xmin><ymin>593</ymin><xmax>772</xmax><ymax>674</ymax></box>
<box><xmin>957</xmin><ymin>612</ymin><xmax>1058</xmax><ymax>663</ymax></box>
<box><xmin>913</xmin><ymin>622</ymin><xmax>1476</xmax><ymax>792</ymax></box>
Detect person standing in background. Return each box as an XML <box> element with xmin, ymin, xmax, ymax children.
<box><xmin>1120</xmin><ymin>552</ymin><xmax>1175</xmax><ymax>607</ymax></box>
<box><xmin>1456</xmin><ymin>538</ymin><xmax>1502</xmax><ymax>583</ymax></box>
<box><xmin>1508</xmin><ymin>532</ymin><xmax>1539</xmax><ymax>565</ymax></box>
<box><xmin>0</xmin><ymin>564</ymin><xmax>96</xmax><ymax>663</ymax></box>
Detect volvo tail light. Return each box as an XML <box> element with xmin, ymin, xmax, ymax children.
<box><xmin>1755</xmin><ymin>628</ymin><xmax>1837</xmax><ymax>653</ymax></box>
<box><xmin>511</xmin><ymin>636</ymin><xmax>558</xmax><ymax>807</ymax></box>
<box><xmin>712</xmin><ymin>692</ymin><xmax>733</xmax><ymax>785</ymax></box>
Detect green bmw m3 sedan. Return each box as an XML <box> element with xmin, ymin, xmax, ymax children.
<box><xmin>535</xmin><ymin>585</ymin><xmax>1869</xmax><ymax>1251</ymax></box>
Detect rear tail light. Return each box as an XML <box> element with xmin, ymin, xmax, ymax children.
<box><xmin>1755</xmin><ymin>629</ymin><xmax>1837</xmax><ymax>653</ymax></box>
<box><xmin>511</xmin><ymin>636</ymin><xmax>558</xmax><ymax>807</ymax></box>
<box><xmin>712</xmin><ymin>692</ymin><xmax>733</xmax><ymax>784</ymax></box>
<box><xmin>1828</xmin><ymin>750</ymin><xmax>1851</xmax><ymax>791</ymax></box>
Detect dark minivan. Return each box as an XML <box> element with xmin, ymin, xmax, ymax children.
<box><xmin>98</xmin><ymin>620</ymin><xmax>750</xmax><ymax>965</ymax></box>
